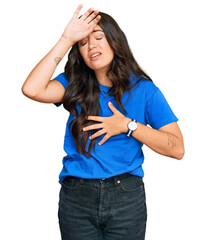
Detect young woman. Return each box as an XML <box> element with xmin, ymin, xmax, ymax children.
<box><xmin>22</xmin><ymin>4</ymin><xmax>184</xmax><ymax>240</ymax></box>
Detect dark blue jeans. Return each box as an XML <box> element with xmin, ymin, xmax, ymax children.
<box><xmin>58</xmin><ymin>173</ymin><xmax>147</xmax><ymax>240</ymax></box>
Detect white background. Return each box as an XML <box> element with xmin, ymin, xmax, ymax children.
<box><xmin>1</xmin><ymin>0</ymin><xmax>206</xmax><ymax>239</ymax></box>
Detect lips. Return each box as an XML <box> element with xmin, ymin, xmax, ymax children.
<box><xmin>89</xmin><ymin>52</ymin><xmax>102</xmax><ymax>59</ymax></box>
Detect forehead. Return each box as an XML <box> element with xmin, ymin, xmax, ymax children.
<box><xmin>78</xmin><ymin>26</ymin><xmax>104</xmax><ymax>45</ymax></box>
<box><xmin>88</xmin><ymin>26</ymin><xmax>104</xmax><ymax>37</ymax></box>
<box><xmin>93</xmin><ymin>25</ymin><xmax>103</xmax><ymax>32</ymax></box>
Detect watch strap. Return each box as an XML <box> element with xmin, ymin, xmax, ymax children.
<box><xmin>127</xmin><ymin>119</ymin><xmax>137</xmax><ymax>137</ymax></box>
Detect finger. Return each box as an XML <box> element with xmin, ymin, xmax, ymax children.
<box><xmin>98</xmin><ymin>135</ymin><xmax>110</xmax><ymax>145</ymax></box>
<box><xmin>88</xmin><ymin>15</ymin><xmax>101</xmax><ymax>26</ymax></box>
<box><xmin>85</xmin><ymin>10</ymin><xmax>100</xmax><ymax>24</ymax></box>
<box><xmin>89</xmin><ymin>129</ymin><xmax>106</xmax><ymax>140</ymax></box>
<box><xmin>83</xmin><ymin>123</ymin><xmax>103</xmax><ymax>131</ymax></box>
<box><xmin>87</xmin><ymin>115</ymin><xmax>104</xmax><ymax>122</ymax></box>
<box><xmin>72</xmin><ymin>4</ymin><xmax>83</xmax><ymax>19</ymax></box>
<box><xmin>81</xmin><ymin>8</ymin><xmax>95</xmax><ymax>21</ymax></box>
<box><xmin>108</xmin><ymin>101</ymin><xmax>118</xmax><ymax>113</ymax></box>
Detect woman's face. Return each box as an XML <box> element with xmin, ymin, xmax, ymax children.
<box><xmin>78</xmin><ymin>25</ymin><xmax>114</xmax><ymax>74</ymax></box>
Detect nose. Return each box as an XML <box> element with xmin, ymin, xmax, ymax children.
<box><xmin>88</xmin><ymin>39</ymin><xmax>96</xmax><ymax>50</ymax></box>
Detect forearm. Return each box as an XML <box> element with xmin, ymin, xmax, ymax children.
<box><xmin>123</xmin><ymin>119</ymin><xmax>184</xmax><ymax>160</ymax></box>
<box><xmin>22</xmin><ymin>36</ymin><xmax>73</xmax><ymax>96</ymax></box>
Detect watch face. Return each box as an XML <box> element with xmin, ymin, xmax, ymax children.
<box><xmin>128</xmin><ymin>121</ymin><xmax>137</xmax><ymax>131</ymax></box>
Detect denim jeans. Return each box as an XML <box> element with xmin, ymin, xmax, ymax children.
<box><xmin>58</xmin><ymin>173</ymin><xmax>147</xmax><ymax>240</ymax></box>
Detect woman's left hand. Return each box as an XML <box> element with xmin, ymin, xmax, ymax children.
<box><xmin>83</xmin><ymin>102</ymin><xmax>131</xmax><ymax>145</ymax></box>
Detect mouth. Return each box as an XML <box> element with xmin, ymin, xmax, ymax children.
<box><xmin>90</xmin><ymin>52</ymin><xmax>102</xmax><ymax>60</ymax></box>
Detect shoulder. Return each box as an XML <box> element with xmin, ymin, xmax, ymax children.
<box><xmin>53</xmin><ymin>72</ymin><xmax>69</xmax><ymax>90</ymax></box>
<box><xmin>129</xmin><ymin>74</ymin><xmax>159</xmax><ymax>100</ymax></box>
<box><xmin>54</xmin><ymin>72</ymin><xmax>67</xmax><ymax>81</ymax></box>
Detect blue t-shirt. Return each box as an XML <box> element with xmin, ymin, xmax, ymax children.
<box><xmin>53</xmin><ymin>72</ymin><xmax>178</xmax><ymax>184</ymax></box>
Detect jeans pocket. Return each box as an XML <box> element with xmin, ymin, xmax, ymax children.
<box><xmin>119</xmin><ymin>176</ymin><xmax>144</xmax><ymax>192</ymax></box>
<box><xmin>62</xmin><ymin>176</ymin><xmax>80</xmax><ymax>190</ymax></box>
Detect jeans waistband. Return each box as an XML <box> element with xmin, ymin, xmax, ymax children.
<box><xmin>64</xmin><ymin>173</ymin><xmax>142</xmax><ymax>186</ymax></box>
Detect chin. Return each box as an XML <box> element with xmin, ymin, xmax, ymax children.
<box><xmin>89</xmin><ymin>63</ymin><xmax>111</xmax><ymax>73</ymax></box>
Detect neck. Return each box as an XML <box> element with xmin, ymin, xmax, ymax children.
<box><xmin>95</xmin><ymin>70</ymin><xmax>113</xmax><ymax>87</ymax></box>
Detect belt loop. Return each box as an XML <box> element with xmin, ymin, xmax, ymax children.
<box><xmin>79</xmin><ymin>178</ymin><xmax>84</xmax><ymax>184</ymax></box>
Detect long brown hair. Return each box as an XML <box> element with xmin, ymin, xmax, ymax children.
<box><xmin>62</xmin><ymin>12</ymin><xmax>152</xmax><ymax>157</ymax></box>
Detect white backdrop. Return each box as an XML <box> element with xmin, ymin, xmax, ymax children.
<box><xmin>1</xmin><ymin>0</ymin><xmax>206</xmax><ymax>239</ymax></box>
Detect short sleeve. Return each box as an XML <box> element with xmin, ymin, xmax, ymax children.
<box><xmin>145</xmin><ymin>88</ymin><xmax>178</xmax><ymax>129</ymax></box>
<box><xmin>52</xmin><ymin>72</ymin><xmax>68</xmax><ymax>107</ymax></box>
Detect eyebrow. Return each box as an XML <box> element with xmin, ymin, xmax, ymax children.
<box><xmin>92</xmin><ymin>30</ymin><xmax>104</xmax><ymax>33</ymax></box>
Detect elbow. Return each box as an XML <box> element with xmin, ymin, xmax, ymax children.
<box><xmin>21</xmin><ymin>84</ymin><xmax>37</xmax><ymax>99</ymax></box>
<box><xmin>176</xmin><ymin>151</ymin><xmax>184</xmax><ymax>160</ymax></box>
<box><xmin>175</xmin><ymin>146</ymin><xmax>185</xmax><ymax>160</ymax></box>
<box><xmin>21</xmin><ymin>85</ymin><xmax>28</xmax><ymax>96</ymax></box>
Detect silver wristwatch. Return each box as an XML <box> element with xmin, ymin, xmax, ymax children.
<box><xmin>127</xmin><ymin>119</ymin><xmax>138</xmax><ymax>137</ymax></box>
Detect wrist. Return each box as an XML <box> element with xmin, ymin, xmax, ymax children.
<box><xmin>122</xmin><ymin>117</ymin><xmax>132</xmax><ymax>133</ymax></box>
<box><xmin>59</xmin><ymin>35</ymin><xmax>75</xmax><ymax>49</ymax></box>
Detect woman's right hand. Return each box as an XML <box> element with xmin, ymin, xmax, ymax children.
<box><xmin>62</xmin><ymin>4</ymin><xmax>101</xmax><ymax>45</ymax></box>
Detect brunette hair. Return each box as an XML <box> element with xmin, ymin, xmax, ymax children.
<box><xmin>62</xmin><ymin>12</ymin><xmax>152</xmax><ymax>157</ymax></box>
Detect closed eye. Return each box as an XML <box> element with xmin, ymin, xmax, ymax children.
<box><xmin>80</xmin><ymin>37</ymin><xmax>102</xmax><ymax>46</ymax></box>
<box><xmin>80</xmin><ymin>42</ymin><xmax>87</xmax><ymax>46</ymax></box>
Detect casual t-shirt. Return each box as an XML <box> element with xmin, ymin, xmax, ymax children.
<box><xmin>53</xmin><ymin>72</ymin><xmax>178</xmax><ymax>184</ymax></box>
